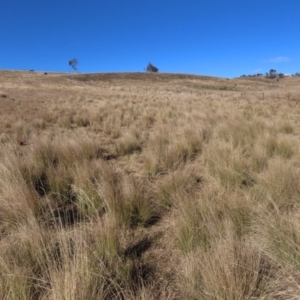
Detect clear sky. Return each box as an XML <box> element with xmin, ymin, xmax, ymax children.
<box><xmin>1</xmin><ymin>0</ymin><xmax>299</xmax><ymax>78</ymax></box>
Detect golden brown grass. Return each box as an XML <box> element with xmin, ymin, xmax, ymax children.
<box><xmin>1</xmin><ymin>70</ymin><xmax>300</xmax><ymax>299</ymax></box>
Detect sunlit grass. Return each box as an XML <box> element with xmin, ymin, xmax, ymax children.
<box><xmin>1</xmin><ymin>70</ymin><xmax>300</xmax><ymax>298</ymax></box>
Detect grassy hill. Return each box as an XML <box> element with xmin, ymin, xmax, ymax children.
<box><xmin>1</xmin><ymin>70</ymin><xmax>300</xmax><ymax>299</ymax></box>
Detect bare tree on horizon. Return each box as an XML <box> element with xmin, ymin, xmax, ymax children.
<box><xmin>146</xmin><ymin>63</ymin><xmax>159</xmax><ymax>73</ymax></box>
<box><xmin>69</xmin><ymin>58</ymin><xmax>79</xmax><ymax>73</ymax></box>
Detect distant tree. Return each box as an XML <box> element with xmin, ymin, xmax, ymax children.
<box><xmin>69</xmin><ymin>58</ymin><xmax>78</xmax><ymax>73</ymax></box>
<box><xmin>146</xmin><ymin>62</ymin><xmax>159</xmax><ymax>73</ymax></box>
<box><xmin>240</xmin><ymin>73</ymin><xmax>263</xmax><ymax>78</ymax></box>
<box><xmin>278</xmin><ymin>73</ymin><xmax>285</xmax><ymax>79</ymax></box>
<box><xmin>269</xmin><ymin>69</ymin><xmax>277</xmax><ymax>78</ymax></box>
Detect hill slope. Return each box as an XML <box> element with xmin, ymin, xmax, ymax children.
<box><xmin>1</xmin><ymin>70</ymin><xmax>300</xmax><ymax>299</ymax></box>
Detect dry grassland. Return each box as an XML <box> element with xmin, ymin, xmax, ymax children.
<box><xmin>1</xmin><ymin>70</ymin><xmax>300</xmax><ymax>299</ymax></box>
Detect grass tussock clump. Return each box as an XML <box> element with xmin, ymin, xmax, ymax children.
<box><xmin>0</xmin><ymin>150</ymin><xmax>41</xmax><ymax>230</ymax></box>
<box><xmin>143</xmin><ymin>125</ymin><xmax>204</xmax><ymax>176</ymax></box>
<box><xmin>279</xmin><ymin>121</ymin><xmax>294</xmax><ymax>134</ymax></box>
<box><xmin>264</xmin><ymin>135</ymin><xmax>295</xmax><ymax>159</ymax></box>
<box><xmin>115</xmin><ymin>131</ymin><xmax>142</xmax><ymax>156</ymax></box>
<box><xmin>203</xmin><ymin>140</ymin><xmax>256</xmax><ymax>189</ymax></box>
<box><xmin>174</xmin><ymin>181</ymin><xmax>256</xmax><ymax>254</ymax></box>
<box><xmin>155</xmin><ymin>165</ymin><xmax>202</xmax><ymax>209</ymax></box>
<box><xmin>97</xmin><ymin>161</ymin><xmax>160</xmax><ymax>228</ymax></box>
<box><xmin>253</xmin><ymin>158</ymin><xmax>300</xmax><ymax>212</ymax></box>
<box><xmin>2</xmin><ymin>71</ymin><xmax>300</xmax><ymax>298</ymax></box>
<box><xmin>177</xmin><ymin>235</ymin><xmax>275</xmax><ymax>299</ymax></box>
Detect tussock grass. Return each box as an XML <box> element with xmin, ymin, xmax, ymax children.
<box><xmin>177</xmin><ymin>235</ymin><xmax>274</xmax><ymax>299</ymax></box>
<box><xmin>1</xmin><ymin>71</ymin><xmax>300</xmax><ymax>298</ymax></box>
<box><xmin>116</xmin><ymin>132</ymin><xmax>142</xmax><ymax>156</ymax></box>
<box><xmin>279</xmin><ymin>121</ymin><xmax>294</xmax><ymax>134</ymax></box>
<box><xmin>254</xmin><ymin>158</ymin><xmax>300</xmax><ymax>212</ymax></box>
<box><xmin>97</xmin><ymin>162</ymin><xmax>159</xmax><ymax>227</ymax></box>
<box><xmin>155</xmin><ymin>165</ymin><xmax>202</xmax><ymax>209</ymax></box>
<box><xmin>264</xmin><ymin>135</ymin><xmax>295</xmax><ymax>159</ymax></box>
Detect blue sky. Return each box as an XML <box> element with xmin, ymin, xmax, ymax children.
<box><xmin>1</xmin><ymin>0</ymin><xmax>299</xmax><ymax>77</ymax></box>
